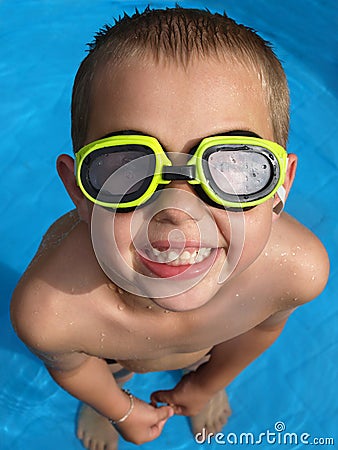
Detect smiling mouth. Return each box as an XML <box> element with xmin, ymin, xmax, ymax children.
<box><xmin>136</xmin><ymin>243</ymin><xmax>222</xmax><ymax>279</ymax></box>
<box><xmin>145</xmin><ymin>246</ymin><xmax>213</xmax><ymax>266</ymax></box>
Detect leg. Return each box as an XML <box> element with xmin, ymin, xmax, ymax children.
<box><xmin>189</xmin><ymin>389</ymin><xmax>232</xmax><ymax>435</ymax></box>
<box><xmin>77</xmin><ymin>363</ymin><xmax>133</xmax><ymax>450</ymax></box>
<box><xmin>183</xmin><ymin>355</ymin><xmax>232</xmax><ymax>435</ymax></box>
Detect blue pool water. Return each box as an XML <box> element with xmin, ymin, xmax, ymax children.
<box><xmin>0</xmin><ymin>1</ymin><xmax>337</xmax><ymax>449</ymax></box>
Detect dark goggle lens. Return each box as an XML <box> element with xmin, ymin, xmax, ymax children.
<box><xmin>88</xmin><ymin>150</ymin><xmax>152</xmax><ymax>195</ymax></box>
<box><xmin>207</xmin><ymin>149</ymin><xmax>272</xmax><ymax>195</ymax></box>
<box><xmin>81</xmin><ymin>145</ymin><xmax>156</xmax><ymax>204</ymax></box>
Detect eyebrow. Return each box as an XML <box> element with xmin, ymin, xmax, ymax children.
<box><xmin>100</xmin><ymin>129</ymin><xmax>144</xmax><ymax>140</ymax></box>
<box><xmin>100</xmin><ymin>129</ymin><xmax>262</xmax><ymax>141</ymax></box>
<box><xmin>212</xmin><ymin>130</ymin><xmax>262</xmax><ymax>139</ymax></box>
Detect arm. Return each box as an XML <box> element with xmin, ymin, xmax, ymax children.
<box><xmin>152</xmin><ymin>310</ymin><xmax>293</xmax><ymax>416</ymax></box>
<box><xmin>47</xmin><ymin>354</ymin><xmax>133</xmax><ymax>419</ymax></box>
<box><xmin>10</xmin><ymin>288</ymin><xmax>172</xmax><ymax>445</ymax></box>
<box><xmin>47</xmin><ymin>354</ymin><xmax>173</xmax><ymax>444</ymax></box>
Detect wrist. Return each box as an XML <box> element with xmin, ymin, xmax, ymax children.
<box><xmin>109</xmin><ymin>389</ymin><xmax>134</xmax><ymax>426</ymax></box>
<box><xmin>103</xmin><ymin>387</ymin><xmax>134</xmax><ymax>424</ymax></box>
<box><xmin>184</xmin><ymin>370</ymin><xmax>215</xmax><ymax>397</ymax></box>
<box><xmin>192</xmin><ymin>363</ymin><xmax>229</xmax><ymax>396</ymax></box>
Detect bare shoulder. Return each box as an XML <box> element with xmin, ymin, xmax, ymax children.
<box><xmin>268</xmin><ymin>212</ymin><xmax>330</xmax><ymax>305</ymax></box>
<box><xmin>10</xmin><ymin>210</ymin><xmax>109</xmax><ymax>365</ymax></box>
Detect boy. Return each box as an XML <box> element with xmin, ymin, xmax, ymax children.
<box><xmin>11</xmin><ymin>7</ymin><xmax>329</xmax><ymax>450</ymax></box>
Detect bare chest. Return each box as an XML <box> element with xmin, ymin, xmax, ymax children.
<box><xmin>79</xmin><ymin>276</ymin><xmax>276</xmax><ymax>365</ymax></box>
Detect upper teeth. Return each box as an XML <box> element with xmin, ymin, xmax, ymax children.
<box><xmin>145</xmin><ymin>247</ymin><xmax>212</xmax><ymax>265</ymax></box>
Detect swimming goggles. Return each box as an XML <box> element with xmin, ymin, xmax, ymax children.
<box><xmin>75</xmin><ymin>133</ymin><xmax>287</xmax><ymax>211</ymax></box>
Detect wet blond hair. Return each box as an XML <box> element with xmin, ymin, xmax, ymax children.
<box><xmin>71</xmin><ymin>6</ymin><xmax>289</xmax><ymax>152</ymax></box>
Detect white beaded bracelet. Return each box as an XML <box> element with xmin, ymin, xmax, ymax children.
<box><xmin>109</xmin><ymin>389</ymin><xmax>134</xmax><ymax>426</ymax></box>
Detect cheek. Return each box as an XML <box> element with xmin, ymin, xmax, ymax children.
<box><xmin>90</xmin><ymin>207</ymin><xmax>134</xmax><ymax>264</ymax></box>
<box><xmin>244</xmin><ymin>208</ymin><xmax>272</xmax><ymax>253</ymax></box>
<box><xmin>213</xmin><ymin>202</ymin><xmax>273</xmax><ymax>268</ymax></box>
<box><xmin>112</xmin><ymin>215</ymin><xmax>133</xmax><ymax>254</ymax></box>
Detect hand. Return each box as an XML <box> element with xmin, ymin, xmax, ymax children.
<box><xmin>115</xmin><ymin>395</ymin><xmax>173</xmax><ymax>445</ymax></box>
<box><xmin>151</xmin><ymin>372</ymin><xmax>212</xmax><ymax>416</ymax></box>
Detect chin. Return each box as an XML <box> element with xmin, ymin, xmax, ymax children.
<box><xmin>148</xmin><ymin>275</ymin><xmax>220</xmax><ymax>312</ymax></box>
<box><xmin>151</xmin><ymin>293</ymin><xmax>209</xmax><ymax>312</ymax></box>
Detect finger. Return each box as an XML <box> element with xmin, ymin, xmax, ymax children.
<box><xmin>149</xmin><ymin>406</ymin><xmax>174</xmax><ymax>440</ymax></box>
<box><xmin>157</xmin><ymin>405</ymin><xmax>174</xmax><ymax>420</ymax></box>
<box><xmin>151</xmin><ymin>389</ymin><xmax>172</xmax><ymax>406</ymax></box>
<box><xmin>172</xmin><ymin>404</ymin><xmax>184</xmax><ymax>415</ymax></box>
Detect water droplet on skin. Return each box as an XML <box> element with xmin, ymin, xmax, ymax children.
<box><xmin>117</xmin><ymin>304</ymin><xmax>125</xmax><ymax>311</ymax></box>
<box><xmin>99</xmin><ymin>332</ymin><xmax>106</xmax><ymax>349</ymax></box>
<box><xmin>164</xmin><ymin>310</ymin><xmax>170</xmax><ymax>314</ymax></box>
<box><xmin>146</xmin><ymin>336</ymin><xmax>151</xmax><ymax>340</ymax></box>
<box><xmin>147</xmin><ymin>305</ymin><xmax>152</xmax><ymax>310</ymax></box>
<box><xmin>235</xmin><ymin>293</ymin><xmax>240</xmax><ymax>297</ymax></box>
<box><xmin>69</xmin><ymin>321</ymin><xmax>74</xmax><ymax>325</ymax></box>
<box><xmin>291</xmin><ymin>252</ymin><xmax>296</xmax><ymax>256</ymax></box>
<box><xmin>293</xmin><ymin>272</ymin><xmax>297</xmax><ymax>276</ymax></box>
<box><xmin>311</xmin><ymin>275</ymin><xmax>316</xmax><ymax>281</ymax></box>
<box><xmin>264</xmin><ymin>252</ymin><xmax>268</xmax><ymax>257</ymax></box>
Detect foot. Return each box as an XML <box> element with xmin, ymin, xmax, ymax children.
<box><xmin>77</xmin><ymin>403</ymin><xmax>118</xmax><ymax>450</ymax></box>
<box><xmin>189</xmin><ymin>389</ymin><xmax>231</xmax><ymax>435</ymax></box>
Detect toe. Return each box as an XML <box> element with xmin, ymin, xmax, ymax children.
<box><xmin>77</xmin><ymin>427</ymin><xmax>84</xmax><ymax>440</ymax></box>
<box><xmin>83</xmin><ymin>434</ymin><xmax>92</xmax><ymax>449</ymax></box>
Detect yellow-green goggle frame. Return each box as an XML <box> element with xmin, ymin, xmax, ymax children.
<box><xmin>75</xmin><ymin>134</ymin><xmax>287</xmax><ymax>211</ymax></box>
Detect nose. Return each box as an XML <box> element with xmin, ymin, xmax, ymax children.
<box><xmin>151</xmin><ymin>181</ymin><xmax>206</xmax><ymax>225</ymax></box>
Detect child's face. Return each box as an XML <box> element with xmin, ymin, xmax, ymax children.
<box><xmin>83</xmin><ymin>55</ymin><xmax>278</xmax><ymax>311</ymax></box>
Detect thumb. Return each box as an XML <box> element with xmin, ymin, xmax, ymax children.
<box><xmin>149</xmin><ymin>406</ymin><xmax>174</xmax><ymax>439</ymax></box>
<box><xmin>151</xmin><ymin>389</ymin><xmax>172</xmax><ymax>406</ymax></box>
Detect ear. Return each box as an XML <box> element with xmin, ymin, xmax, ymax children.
<box><xmin>272</xmin><ymin>153</ymin><xmax>297</xmax><ymax>218</ymax></box>
<box><xmin>56</xmin><ymin>154</ymin><xmax>91</xmax><ymax>223</ymax></box>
